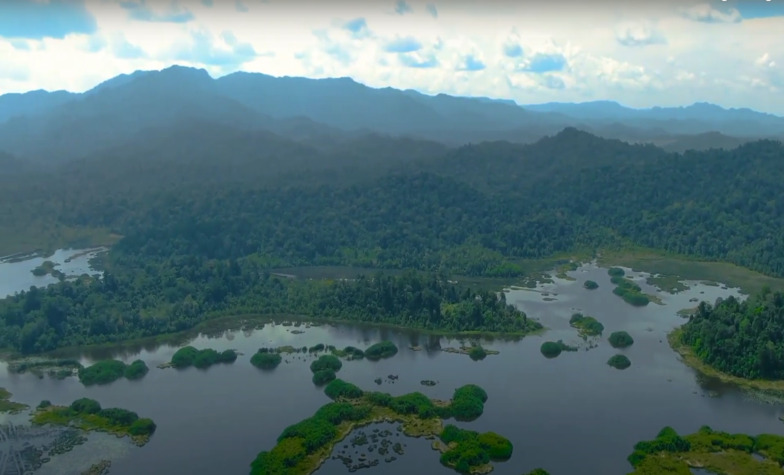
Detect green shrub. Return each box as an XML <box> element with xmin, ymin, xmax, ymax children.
<box><xmin>251</xmin><ymin>351</ymin><xmax>282</xmax><ymax>369</ymax></box>
<box><xmin>129</xmin><ymin>418</ymin><xmax>157</xmax><ymax>436</ymax></box>
<box><xmin>608</xmin><ymin>331</ymin><xmax>634</xmax><ymax>348</ymax></box>
<box><xmin>365</xmin><ymin>341</ymin><xmax>398</xmax><ymax>360</ymax></box>
<box><xmin>468</xmin><ymin>346</ymin><xmax>488</xmax><ymax>361</ymax></box>
<box><xmin>310</xmin><ymin>355</ymin><xmax>342</xmax><ymax>373</ymax></box>
<box><xmin>124</xmin><ymin>360</ymin><xmax>149</xmax><ymax>380</ymax></box>
<box><xmin>584</xmin><ymin>280</ymin><xmax>599</xmax><ymax>290</ymax></box>
<box><xmin>324</xmin><ymin>379</ymin><xmax>364</xmax><ymax>400</ymax></box>
<box><xmin>78</xmin><ymin>360</ymin><xmax>127</xmax><ymax>385</ymax></box>
<box><xmin>171</xmin><ymin>346</ymin><xmax>199</xmax><ymax>368</ymax></box>
<box><xmin>607</xmin><ymin>354</ymin><xmax>631</xmax><ymax>370</ymax></box>
<box><xmin>70</xmin><ymin>398</ymin><xmax>101</xmax><ymax>414</ymax></box>
<box><xmin>99</xmin><ymin>408</ymin><xmax>139</xmax><ymax>426</ymax></box>
<box><xmin>540</xmin><ymin>341</ymin><xmax>563</xmax><ymax>358</ymax></box>
<box><xmin>312</xmin><ymin>369</ymin><xmax>337</xmax><ymax>386</ymax></box>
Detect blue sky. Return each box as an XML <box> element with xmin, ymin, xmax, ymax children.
<box><xmin>0</xmin><ymin>0</ymin><xmax>782</xmax><ymax>114</ymax></box>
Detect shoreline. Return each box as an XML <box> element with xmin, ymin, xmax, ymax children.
<box><xmin>667</xmin><ymin>328</ymin><xmax>784</xmax><ymax>394</ymax></box>
<box><xmin>0</xmin><ymin>313</ymin><xmax>542</xmax><ymax>363</ymax></box>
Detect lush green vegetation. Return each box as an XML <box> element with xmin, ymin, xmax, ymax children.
<box><xmin>607</xmin><ymin>354</ymin><xmax>631</xmax><ymax>370</ymax></box>
<box><xmin>4</xmin><ymin>130</ymin><xmax>784</xmax><ymax>354</ymax></box>
<box><xmin>250</xmin><ymin>350</ymin><xmax>282</xmax><ymax>370</ymax></box>
<box><xmin>608</xmin><ymin>331</ymin><xmax>634</xmax><ymax>348</ymax></box>
<box><xmin>539</xmin><ymin>340</ymin><xmax>577</xmax><ymax>358</ymax></box>
<box><xmin>31</xmin><ymin>260</ymin><xmax>65</xmax><ymax>280</ymax></box>
<box><xmin>439</xmin><ymin>424</ymin><xmax>513</xmax><ymax>473</ymax></box>
<box><xmin>628</xmin><ymin>426</ymin><xmax>784</xmax><ymax>474</ymax></box>
<box><xmin>311</xmin><ymin>369</ymin><xmax>336</xmax><ymax>386</ymax></box>
<box><xmin>679</xmin><ymin>289</ymin><xmax>784</xmax><ymax>380</ymax></box>
<box><xmin>78</xmin><ymin>359</ymin><xmax>149</xmax><ymax>385</ymax></box>
<box><xmin>522</xmin><ymin>470</ymin><xmax>550</xmax><ymax>475</ymax></box>
<box><xmin>583</xmin><ymin>280</ymin><xmax>598</xmax><ymax>290</ymax></box>
<box><xmin>468</xmin><ymin>345</ymin><xmax>487</xmax><ymax>361</ymax></box>
<box><xmin>606</xmin><ymin>268</ymin><xmax>652</xmax><ymax>305</ymax></box>
<box><xmin>310</xmin><ymin>354</ymin><xmax>342</xmax><ymax>373</ymax></box>
<box><xmin>250</xmin><ymin>380</ymin><xmax>505</xmax><ymax>475</ymax></box>
<box><xmin>32</xmin><ymin>397</ymin><xmax>156</xmax><ymax>444</ymax></box>
<box><xmin>0</xmin><ymin>267</ymin><xmax>539</xmax><ymax>355</ymax></box>
<box><xmin>364</xmin><ymin>341</ymin><xmax>399</xmax><ymax>361</ymax></box>
<box><xmin>170</xmin><ymin>346</ymin><xmax>237</xmax><ymax>369</ymax></box>
<box><xmin>569</xmin><ymin>313</ymin><xmax>605</xmax><ymax>336</ymax></box>
<box><xmin>0</xmin><ymin>388</ymin><xmax>28</xmax><ymax>413</ymax></box>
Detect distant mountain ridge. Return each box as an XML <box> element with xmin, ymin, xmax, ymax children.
<box><xmin>0</xmin><ymin>65</ymin><xmax>782</xmax><ymax>163</ymax></box>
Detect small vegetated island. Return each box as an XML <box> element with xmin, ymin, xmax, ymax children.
<box><xmin>78</xmin><ymin>359</ymin><xmax>149</xmax><ymax>385</ymax></box>
<box><xmin>607</xmin><ymin>268</ymin><xmax>650</xmax><ymax>307</ymax></box>
<box><xmin>170</xmin><ymin>346</ymin><xmax>238</xmax><ymax>369</ymax></box>
<box><xmin>310</xmin><ymin>354</ymin><xmax>343</xmax><ymax>386</ymax></box>
<box><xmin>539</xmin><ymin>340</ymin><xmax>578</xmax><ymax>358</ymax></box>
<box><xmin>569</xmin><ymin>313</ymin><xmax>604</xmax><ymax>337</ymax></box>
<box><xmin>250</xmin><ymin>341</ymin><xmax>397</xmax><ymax>372</ymax></box>
<box><xmin>673</xmin><ymin>289</ymin><xmax>784</xmax><ymax>389</ymax></box>
<box><xmin>31</xmin><ymin>260</ymin><xmax>66</xmax><ymax>280</ymax></box>
<box><xmin>583</xmin><ymin>280</ymin><xmax>599</xmax><ymax>290</ymax></box>
<box><xmin>608</xmin><ymin>331</ymin><xmax>634</xmax><ymax>348</ymax></box>
<box><xmin>627</xmin><ymin>425</ymin><xmax>784</xmax><ymax>474</ymax></box>
<box><xmin>365</xmin><ymin>341</ymin><xmax>399</xmax><ymax>361</ymax></box>
<box><xmin>607</xmin><ymin>354</ymin><xmax>631</xmax><ymax>370</ymax></box>
<box><xmin>250</xmin><ymin>380</ymin><xmax>512</xmax><ymax>475</ymax></box>
<box><xmin>32</xmin><ymin>397</ymin><xmax>157</xmax><ymax>446</ymax></box>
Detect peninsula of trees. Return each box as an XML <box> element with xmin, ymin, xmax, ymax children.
<box><xmin>678</xmin><ymin>290</ymin><xmax>784</xmax><ymax>380</ymax></box>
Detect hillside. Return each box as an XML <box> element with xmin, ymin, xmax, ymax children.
<box><xmin>1</xmin><ymin>66</ymin><xmax>782</xmax><ymax>164</ymax></box>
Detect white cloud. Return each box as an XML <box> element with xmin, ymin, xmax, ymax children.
<box><xmin>0</xmin><ymin>0</ymin><xmax>782</xmax><ymax>114</ymax></box>
<box><xmin>681</xmin><ymin>3</ymin><xmax>742</xmax><ymax>23</ymax></box>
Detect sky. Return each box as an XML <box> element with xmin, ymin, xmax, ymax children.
<box><xmin>0</xmin><ymin>0</ymin><xmax>782</xmax><ymax>113</ymax></box>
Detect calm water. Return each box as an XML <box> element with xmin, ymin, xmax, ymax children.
<box><xmin>0</xmin><ymin>248</ymin><xmax>105</xmax><ymax>297</ymax></box>
<box><xmin>1</xmin><ymin>261</ymin><xmax>783</xmax><ymax>475</ymax></box>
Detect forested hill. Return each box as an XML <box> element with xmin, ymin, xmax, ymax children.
<box><xmin>3</xmin><ymin>128</ymin><xmax>784</xmax><ymax>278</ymax></box>
<box><xmin>2</xmin><ymin>128</ymin><xmax>784</xmax><ymax>353</ymax></box>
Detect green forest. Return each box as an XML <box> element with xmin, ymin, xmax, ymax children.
<box><xmin>679</xmin><ymin>290</ymin><xmax>784</xmax><ymax>380</ymax></box>
<box><xmin>1</xmin><ymin>130</ymin><xmax>784</xmax><ymax>362</ymax></box>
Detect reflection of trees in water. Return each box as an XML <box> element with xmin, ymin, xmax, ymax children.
<box><xmin>0</xmin><ymin>423</ymin><xmax>84</xmax><ymax>475</ymax></box>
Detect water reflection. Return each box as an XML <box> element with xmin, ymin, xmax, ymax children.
<box><xmin>0</xmin><ymin>263</ymin><xmax>780</xmax><ymax>475</ymax></box>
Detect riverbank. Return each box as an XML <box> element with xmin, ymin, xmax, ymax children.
<box><xmin>668</xmin><ymin>328</ymin><xmax>784</xmax><ymax>394</ymax></box>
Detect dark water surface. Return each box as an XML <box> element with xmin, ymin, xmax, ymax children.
<box><xmin>1</xmin><ymin>262</ymin><xmax>783</xmax><ymax>475</ymax></box>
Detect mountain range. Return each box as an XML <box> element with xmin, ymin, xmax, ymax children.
<box><xmin>0</xmin><ymin>65</ymin><xmax>782</xmax><ymax>166</ymax></box>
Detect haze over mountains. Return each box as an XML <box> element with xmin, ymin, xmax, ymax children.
<box><xmin>0</xmin><ymin>64</ymin><xmax>782</xmax><ymax>168</ymax></box>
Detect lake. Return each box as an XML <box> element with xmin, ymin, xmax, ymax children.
<box><xmin>1</xmin><ymin>258</ymin><xmax>783</xmax><ymax>475</ymax></box>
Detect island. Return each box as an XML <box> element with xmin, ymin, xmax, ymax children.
<box><xmin>79</xmin><ymin>359</ymin><xmax>149</xmax><ymax>385</ymax></box>
<box><xmin>583</xmin><ymin>280</ymin><xmax>598</xmax><ymax>290</ymax></box>
<box><xmin>608</xmin><ymin>331</ymin><xmax>634</xmax><ymax>348</ymax></box>
<box><xmin>441</xmin><ymin>344</ymin><xmax>500</xmax><ymax>360</ymax></box>
<box><xmin>608</xmin><ymin>268</ymin><xmax>651</xmax><ymax>306</ymax></box>
<box><xmin>310</xmin><ymin>354</ymin><xmax>343</xmax><ymax>386</ymax></box>
<box><xmin>540</xmin><ymin>340</ymin><xmax>577</xmax><ymax>358</ymax></box>
<box><xmin>627</xmin><ymin>426</ymin><xmax>784</xmax><ymax>474</ymax></box>
<box><xmin>249</xmin><ymin>380</ymin><xmax>512</xmax><ymax>475</ymax></box>
<box><xmin>32</xmin><ymin>397</ymin><xmax>157</xmax><ymax>446</ymax></box>
<box><xmin>607</xmin><ymin>354</ymin><xmax>631</xmax><ymax>370</ymax></box>
<box><xmin>250</xmin><ymin>350</ymin><xmax>283</xmax><ymax>370</ymax></box>
<box><xmin>169</xmin><ymin>346</ymin><xmax>238</xmax><ymax>369</ymax></box>
<box><xmin>569</xmin><ymin>313</ymin><xmax>604</xmax><ymax>337</ymax></box>
<box><xmin>31</xmin><ymin>260</ymin><xmax>66</xmax><ymax>280</ymax></box>
<box><xmin>364</xmin><ymin>341</ymin><xmax>399</xmax><ymax>361</ymax></box>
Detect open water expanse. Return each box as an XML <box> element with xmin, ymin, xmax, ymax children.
<box><xmin>1</xmin><ymin>253</ymin><xmax>783</xmax><ymax>475</ymax></box>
